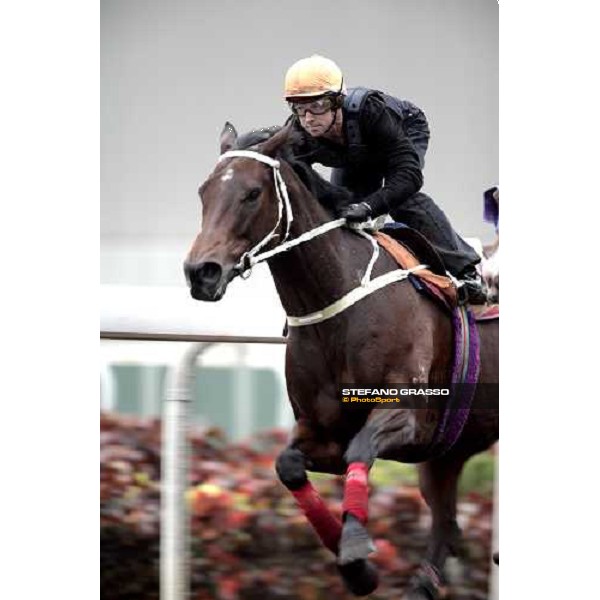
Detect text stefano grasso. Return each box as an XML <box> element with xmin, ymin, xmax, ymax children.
<box><xmin>341</xmin><ymin>388</ymin><xmax>450</xmax><ymax>396</ymax></box>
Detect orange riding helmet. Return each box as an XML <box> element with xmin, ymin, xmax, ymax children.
<box><xmin>284</xmin><ymin>55</ymin><xmax>347</xmax><ymax>100</ymax></box>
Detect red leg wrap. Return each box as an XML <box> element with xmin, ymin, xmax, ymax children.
<box><xmin>292</xmin><ymin>481</ymin><xmax>342</xmax><ymax>554</ymax></box>
<box><xmin>342</xmin><ymin>462</ymin><xmax>369</xmax><ymax>525</ymax></box>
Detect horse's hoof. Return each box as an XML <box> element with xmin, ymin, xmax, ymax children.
<box><xmin>406</xmin><ymin>565</ymin><xmax>445</xmax><ymax>600</ymax></box>
<box><xmin>338</xmin><ymin>514</ymin><xmax>376</xmax><ymax>565</ymax></box>
<box><xmin>493</xmin><ymin>551</ymin><xmax>499</xmax><ymax>565</ymax></box>
<box><xmin>406</xmin><ymin>587</ymin><xmax>438</xmax><ymax>600</ymax></box>
<box><xmin>337</xmin><ymin>559</ymin><xmax>379</xmax><ymax>597</ymax></box>
<box><xmin>406</xmin><ymin>580</ymin><xmax>442</xmax><ymax>600</ymax></box>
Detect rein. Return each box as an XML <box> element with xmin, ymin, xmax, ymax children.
<box><xmin>217</xmin><ymin>149</ymin><xmax>427</xmax><ymax>326</ymax></box>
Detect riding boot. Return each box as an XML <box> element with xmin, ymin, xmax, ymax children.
<box><xmin>457</xmin><ymin>266</ymin><xmax>487</xmax><ymax>305</ymax></box>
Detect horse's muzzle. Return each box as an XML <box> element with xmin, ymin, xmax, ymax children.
<box><xmin>184</xmin><ymin>260</ymin><xmax>229</xmax><ymax>301</ymax></box>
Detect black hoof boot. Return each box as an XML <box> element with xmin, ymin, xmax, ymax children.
<box><xmin>338</xmin><ymin>513</ymin><xmax>376</xmax><ymax>566</ymax></box>
<box><xmin>337</xmin><ymin>559</ymin><xmax>379</xmax><ymax>597</ymax></box>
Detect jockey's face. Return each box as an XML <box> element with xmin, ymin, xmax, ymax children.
<box><xmin>299</xmin><ymin>108</ymin><xmax>337</xmax><ymax>138</ymax></box>
<box><xmin>288</xmin><ymin>96</ymin><xmax>339</xmax><ymax>138</ymax></box>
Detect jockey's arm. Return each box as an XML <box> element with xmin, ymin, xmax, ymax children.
<box><xmin>360</xmin><ymin>99</ymin><xmax>424</xmax><ymax>218</ymax></box>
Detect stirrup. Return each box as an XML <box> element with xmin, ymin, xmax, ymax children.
<box><xmin>457</xmin><ymin>284</ymin><xmax>469</xmax><ymax>306</ymax></box>
<box><xmin>446</xmin><ymin>271</ymin><xmax>468</xmax><ymax>306</ymax></box>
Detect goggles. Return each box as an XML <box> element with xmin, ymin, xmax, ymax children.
<box><xmin>288</xmin><ymin>96</ymin><xmax>337</xmax><ymax>117</ymax></box>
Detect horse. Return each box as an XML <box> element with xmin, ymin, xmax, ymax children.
<box><xmin>184</xmin><ymin>123</ymin><xmax>499</xmax><ymax>599</ymax></box>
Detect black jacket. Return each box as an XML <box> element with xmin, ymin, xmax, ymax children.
<box><xmin>288</xmin><ymin>91</ymin><xmax>424</xmax><ymax>217</ymax></box>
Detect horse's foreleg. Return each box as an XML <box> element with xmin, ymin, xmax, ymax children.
<box><xmin>275</xmin><ymin>434</ymin><xmax>379</xmax><ymax>596</ymax></box>
<box><xmin>276</xmin><ymin>439</ymin><xmax>380</xmax><ymax>597</ymax></box>
<box><xmin>275</xmin><ymin>445</ymin><xmax>342</xmax><ymax>554</ymax></box>
<box><xmin>338</xmin><ymin>405</ymin><xmax>420</xmax><ymax>565</ymax></box>
<box><xmin>407</xmin><ymin>453</ymin><xmax>467</xmax><ymax>600</ymax></box>
<box><xmin>338</xmin><ymin>423</ymin><xmax>379</xmax><ymax>566</ymax></box>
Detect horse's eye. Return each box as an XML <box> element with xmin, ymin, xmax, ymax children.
<box><xmin>243</xmin><ymin>188</ymin><xmax>261</xmax><ymax>202</ymax></box>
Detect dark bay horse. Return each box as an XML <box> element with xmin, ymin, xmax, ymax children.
<box><xmin>184</xmin><ymin>123</ymin><xmax>499</xmax><ymax>599</ymax></box>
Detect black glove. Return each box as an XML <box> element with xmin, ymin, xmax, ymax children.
<box><xmin>339</xmin><ymin>202</ymin><xmax>373</xmax><ymax>223</ymax></box>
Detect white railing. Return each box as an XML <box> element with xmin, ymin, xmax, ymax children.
<box><xmin>101</xmin><ymin>330</ymin><xmax>286</xmax><ymax>600</ymax></box>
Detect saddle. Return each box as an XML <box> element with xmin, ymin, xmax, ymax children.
<box><xmin>375</xmin><ymin>223</ymin><xmax>499</xmax><ymax>320</ymax></box>
<box><xmin>375</xmin><ymin>223</ymin><xmax>458</xmax><ymax>310</ymax></box>
<box><xmin>380</xmin><ymin>222</ymin><xmax>448</xmax><ymax>276</ymax></box>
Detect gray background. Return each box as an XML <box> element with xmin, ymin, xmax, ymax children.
<box><xmin>101</xmin><ymin>0</ymin><xmax>498</xmax><ymax>286</ymax></box>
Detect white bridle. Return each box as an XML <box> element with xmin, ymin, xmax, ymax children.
<box><xmin>218</xmin><ymin>150</ymin><xmax>346</xmax><ymax>276</ymax></box>
<box><xmin>217</xmin><ymin>149</ymin><xmax>427</xmax><ymax>325</ymax></box>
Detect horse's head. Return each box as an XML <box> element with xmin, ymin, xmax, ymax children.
<box><xmin>184</xmin><ymin>122</ymin><xmax>292</xmax><ymax>301</ymax></box>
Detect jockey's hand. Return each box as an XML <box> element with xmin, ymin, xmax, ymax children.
<box><xmin>339</xmin><ymin>202</ymin><xmax>373</xmax><ymax>223</ymax></box>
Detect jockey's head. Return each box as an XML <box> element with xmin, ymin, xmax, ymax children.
<box><xmin>284</xmin><ymin>55</ymin><xmax>346</xmax><ymax>138</ymax></box>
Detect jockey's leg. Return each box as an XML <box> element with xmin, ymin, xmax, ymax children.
<box><xmin>390</xmin><ymin>193</ymin><xmax>480</xmax><ymax>277</ymax></box>
<box><xmin>391</xmin><ymin>194</ymin><xmax>486</xmax><ymax>303</ymax></box>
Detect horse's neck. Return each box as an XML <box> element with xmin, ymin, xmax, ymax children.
<box><xmin>267</xmin><ymin>169</ymin><xmax>366</xmax><ymax>317</ymax></box>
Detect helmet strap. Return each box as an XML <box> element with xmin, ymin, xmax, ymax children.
<box><xmin>321</xmin><ymin>100</ymin><xmax>340</xmax><ymax>135</ymax></box>
<box><xmin>322</xmin><ymin>83</ymin><xmax>344</xmax><ymax>135</ymax></box>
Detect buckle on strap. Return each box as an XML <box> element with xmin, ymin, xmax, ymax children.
<box><xmin>233</xmin><ymin>253</ymin><xmax>253</xmax><ymax>279</ymax></box>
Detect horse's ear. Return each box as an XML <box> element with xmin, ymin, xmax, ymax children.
<box><xmin>259</xmin><ymin>123</ymin><xmax>292</xmax><ymax>158</ymax></box>
<box><xmin>220</xmin><ymin>122</ymin><xmax>238</xmax><ymax>154</ymax></box>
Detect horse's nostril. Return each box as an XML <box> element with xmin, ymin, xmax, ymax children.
<box><xmin>199</xmin><ymin>262</ymin><xmax>222</xmax><ymax>284</ymax></box>
<box><xmin>185</xmin><ymin>261</ymin><xmax>223</xmax><ymax>287</ymax></box>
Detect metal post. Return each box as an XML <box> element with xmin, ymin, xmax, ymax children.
<box><xmin>233</xmin><ymin>344</ymin><xmax>252</xmax><ymax>440</ymax></box>
<box><xmin>160</xmin><ymin>342</ymin><xmax>213</xmax><ymax>600</ymax></box>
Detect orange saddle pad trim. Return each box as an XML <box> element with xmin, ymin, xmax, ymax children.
<box><xmin>374</xmin><ymin>231</ymin><xmax>458</xmax><ymax>306</ymax></box>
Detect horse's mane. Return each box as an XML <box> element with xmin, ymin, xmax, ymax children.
<box><xmin>233</xmin><ymin>126</ymin><xmax>353</xmax><ymax>214</ymax></box>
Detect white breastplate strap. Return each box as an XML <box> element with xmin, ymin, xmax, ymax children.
<box><xmin>356</xmin><ymin>229</ymin><xmax>380</xmax><ymax>285</ymax></box>
<box><xmin>287</xmin><ymin>264</ymin><xmax>428</xmax><ymax>327</ymax></box>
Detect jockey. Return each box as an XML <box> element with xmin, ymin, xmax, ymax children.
<box><xmin>283</xmin><ymin>54</ymin><xmax>486</xmax><ymax>304</ymax></box>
